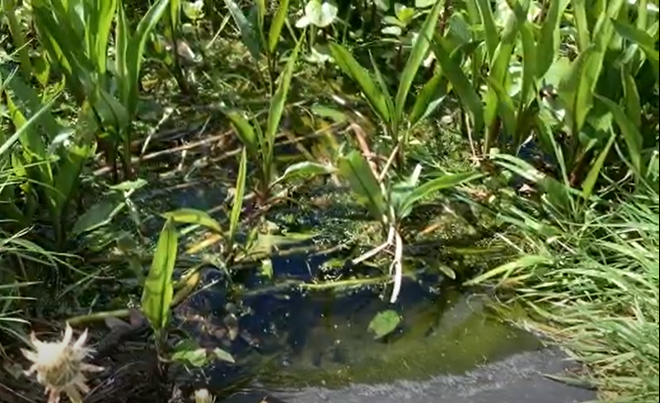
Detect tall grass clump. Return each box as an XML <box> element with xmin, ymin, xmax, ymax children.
<box><xmin>469</xmin><ymin>155</ymin><xmax>659</xmax><ymax>402</ymax></box>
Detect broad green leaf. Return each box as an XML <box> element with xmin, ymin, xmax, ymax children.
<box><xmin>394</xmin><ymin>0</ymin><xmax>442</xmax><ymax>128</ymax></box>
<box><xmin>463</xmin><ymin>255</ymin><xmax>553</xmax><ymax>286</ymax></box>
<box><xmin>595</xmin><ymin>95</ymin><xmax>643</xmax><ymax>175</ymax></box>
<box><xmin>273</xmin><ymin>161</ymin><xmax>337</xmax><ymax>184</ymax></box>
<box><xmin>162</xmin><ymin>208</ymin><xmax>223</xmax><ymax>233</ymax></box>
<box><xmin>368</xmin><ymin>310</ymin><xmax>401</xmax><ymax>339</ymax></box>
<box><xmin>337</xmin><ymin>150</ymin><xmax>387</xmax><ymax>221</ymax></box>
<box><xmin>409</xmin><ymin>71</ymin><xmax>446</xmax><ymax>126</ymax></box>
<box><xmin>537</xmin><ymin>0</ymin><xmax>569</xmax><ymax>78</ymax></box>
<box><xmin>141</xmin><ymin>219</ymin><xmax>178</xmax><ymax>331</ymax></box>
<box><xmin>429</xmin><ymin>37</ymin><xmax>483</xmax><ymax>133</ymax></box>
<box><xmin>581</xmin><ymin>132</ymin><xmax>616</xmax><ymax>200</ymax></box>
<box><xmin>329</xmin><ymin>43</ymin><xmax>391</xmax><ymax>124</ymax></box>
<box><xmin>399</xmin><ymin>171</ymin><xmax>482</xmax><ymax>218</ymax></box>
<box><xmin>268</xmin><ymin>0</ymin><xmax>290</xmax><ymax>53</ymax></box>
<box><xmin>223</xmin><ymin>0</ymin><xmax>261</xmax><ymax>60</ymax></box>
<box><xmin>71</xmin><ymin>196</ymin><xmax>125</xmax><ymax>236</ymax></box>
<box><xmin>229</xmin><ymin>147</ymin><xmax>247</xmax><ymax>245</ymax></box>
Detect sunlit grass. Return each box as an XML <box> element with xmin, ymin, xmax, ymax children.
<box><xmin>485</xmin><ymin>178</ymin><xmax>659</xmax><ymax>402</ymax></box>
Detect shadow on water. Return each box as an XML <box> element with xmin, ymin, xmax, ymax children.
<box><xmin>131</xmin><ymin>177</ymin><xmax>544</xmax><ymax>400</ymax></box>
<box><xmin>174</xmin><ymin>248</ymin><xmax>542</xmax><ymax>400</ymax></box>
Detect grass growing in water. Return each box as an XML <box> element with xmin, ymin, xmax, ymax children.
<box><xmin>473</xmin><ymin>168</ymin><xmax>659</xmax><ymax>402</ymax></box>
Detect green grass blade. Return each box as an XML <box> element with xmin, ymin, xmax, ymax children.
<box><xmin>463</xmin><ymin>255</ymin><xmax>553</xmax><ymax>286</ymax></box>
<box><xmin>268</xmin><ymin>0</ymin><xmax>290</xmax><ymax>54</ymax></box>
<box><xmin>337</xmin><ymin>150</ymin><xmax>387</xmax><ymax>222</ymax></box>
<box><xmin>429</xmin><ymin>36</ymin><xmax>483</xmax><ymax>133</ymax></box>
<box><xmin>394</xmin><ymin>0</ymin><xmax>443</xmax><ymax>128</ymax></box>
<box><xmin>141</xmin><ymin>219</ymin><xmax>178</xmax><ymax>331</ymax></box>
<box><xmin>229</xmin><ymin>147</ymin><xmax>247</xmax><ymax>245</ymax></box>
<box><xmin>329</xmin><ymin>43</ymin><xmax>391</xmax><ymax>125</ymax></box>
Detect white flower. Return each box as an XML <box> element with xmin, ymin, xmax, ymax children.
<box><xmin>21</xmin><ymin>323</ymin><xmax>104</xmax><ymax>403</ymax></box>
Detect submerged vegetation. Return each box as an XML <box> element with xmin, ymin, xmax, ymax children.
<box><xmin>0</xmin><ymin>0</ymin><xmax>658</xmax><ymax>402</ymax></box>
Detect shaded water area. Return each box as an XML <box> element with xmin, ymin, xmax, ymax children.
<box><xmin>129</xmin><ymin>175</ymin><xmax>594</xmax><ymax>403</ymax></box>
<box><xmin>173</xmin><ymin>253</ymin><xmax>543</xmax><ymax>397</ymax></box>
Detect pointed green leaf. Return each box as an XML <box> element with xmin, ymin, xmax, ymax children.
<box><xmin>595</xmin><ymin>95</ymin><xmax>643</xmax><ymax>174</ymax></box>
<box><xmin>224</xmin><ymin>110</ymin><xmax>258</xmax><ymax>157</ymax></box>
<box><xmin>474</xmin><ymin>0</ymin><xmax>499</xmax><ymax>61</ymax></box>
<box><xmin>141</xmin><ymin>219</ymin><xmax>178</xmax><ymax>331</ymax></box>
<box><xmin>621</xmin><ymin>68</ymin><xmax>642</xmax><ymax>128</ymax></box>
<box><xmin>268</xmin><ymin>0</ymin><xmax>290</xmax><ymax>53</ymax></box>
<box><xmin>537</xmin><ymin>0</ymin><xmax>569</xmax><ymax>78</ymax></box>
<box><xmin>329</xmin><ymin>43</ymin><xmax>391</xmax><ymax>124</ymax></box>
<box><xmin>399</xmin><ymin>171</ymin><xmax>482</xmax><ymax>218</ymax></box>
<box><xmin>266</xmin><ymin>39</ymin><xmax>302</xmax><ymax>140</ymax></box>
<box><xmin>429</xmin><ymin>37</ymin><xmax>483</xmax><ymax>133</ymax></box>
<box><xmin>229</xmin><ymin>147</ymin><xmax>247</xmax><ymax>245</ymax></box>
<box><xmin>273</xmin><ymin>161</ymin><xmax>337</xmax><ymax>184</ymax></box>
<box><xmin>162</xmin><ymin>208</ymin><xmax>223</xmax><ymax>233</ymax></box>
<box><xmin>581</xmin><ymin>132</ymin><xmax>615</xmax><ymax>200</ymax></box>
<box><xmin>337</xmin><ymin>150</ymin><xmax>387</xmax><ymax>221</ymax></box>
<box><xmin>223</xmin><ymin>0</ymin><xmax>261</xmax><ymax>60</ymax></box>
<box><xmin>409</xmin><ymin>71</ymin><xmax>446</xmax><ymax>127</ymax></box>
<box><xmin>394</xmin><ymin>0</ymin><xmax>443</xmax><ymax>127</ymax></box>
<box><xmin>71</xmin><ymin>196</ymin><xmax>125</xmax><ymax>236</ymax></box>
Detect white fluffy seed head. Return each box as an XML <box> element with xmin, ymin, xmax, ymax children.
<box><xmin>22</xmin><ymin>323</ymin><xmax>104</xmax><ymax>403</ymax></box>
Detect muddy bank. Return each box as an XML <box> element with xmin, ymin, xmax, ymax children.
<box><xmin>223</xmin><ymin>348</ymin><xmax>595</xmax><ymax>403</ymax></box>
